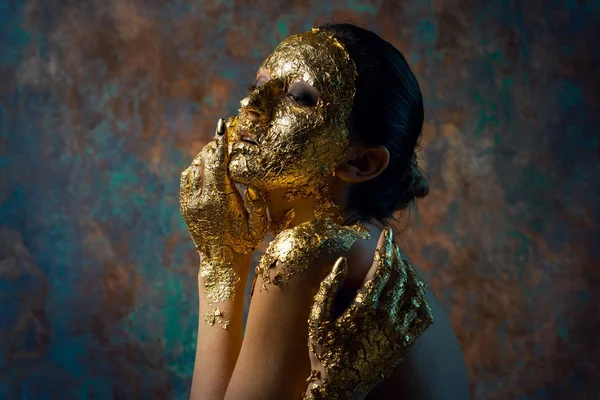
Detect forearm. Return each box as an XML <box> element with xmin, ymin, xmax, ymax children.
<box><xmin>223</xmin><ymin>277</ymin><xmax>315</xmax><ymax>400</ymax></box>
<box><xmin>190</xmin><ymin>252</ymin><xmax>251</xmax><ymax>400</ymax></box>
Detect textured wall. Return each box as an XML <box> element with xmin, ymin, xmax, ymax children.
<box><xmin>1</xmin><ymin>0</ymin><xmax>598</xmax><ymax>399</ymax></box>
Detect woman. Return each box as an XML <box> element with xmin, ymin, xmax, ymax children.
<box><xmin>180</xmin><ymin>23</ymin><xmax>470</xmax><ymax>399</ymax></box>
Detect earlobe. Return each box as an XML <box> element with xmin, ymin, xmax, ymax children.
<box><xmin>336</xmin><ymin>146</ymin><xmax>390</xmax><ymax>183</ymax></box>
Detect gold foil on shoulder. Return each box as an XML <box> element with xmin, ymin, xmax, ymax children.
<box><xmin>255</xmin><ymin>219</ymin><xmax>370</xmax><ymax>291</ymax></box>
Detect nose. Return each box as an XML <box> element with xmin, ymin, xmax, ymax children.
<box><xmin>240</xmin><ymin>96</ymin><xmax>260</xmax><ymax>121</ymax></box>
<box><xmin>239</xmin><ymin>79</ymin><xmax>284</xmax><ymax>123</ymax></box>
<box><xmin>240</xmin><ymin>94</ymin><xmax>263</xmax><ymax>122</ymax></box>
<box><xmin>245</xmin><ymin>109</ymin><xmax>260</xmax><ymax>121</ymax></box>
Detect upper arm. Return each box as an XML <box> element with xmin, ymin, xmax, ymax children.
<box><xmin>224</xmin><ymin>221</ymin><xmax>372</xmax><ymax>400</ymax></box>
<box><xmin>224</xmin><ymin>259</ymin><xmax>324</xmax><ymax>400</ymax></box>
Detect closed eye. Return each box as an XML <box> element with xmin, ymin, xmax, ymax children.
<box><xmin>287</xmin><ymin>82</ymin><xmax>318</xmax><ymax>107</ymax></box>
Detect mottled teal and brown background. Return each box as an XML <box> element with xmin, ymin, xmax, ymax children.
<box><xmin>1</xmin><ymin>0</ymin><xmax>598</xmax><ymax>399</ymax></box>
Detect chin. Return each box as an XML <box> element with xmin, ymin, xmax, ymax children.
<box><xmin>227</xmin><ymin>167</ymin><xmax>252</xmax><ymax>186</ymax></box>
<box><xmin>227</xmin><ymin>163</ymin><xmax>266</xmax><ymax>190</ymax></box>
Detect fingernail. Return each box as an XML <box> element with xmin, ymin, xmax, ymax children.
<box><xmin>384</xmin><ymin>226</ymin><xmax>393</xmax><ymax>241</ymax></box>
<box><xmin>333</xmin><ymin>258</ymin><xmax>347</xmax><ymax>275</ymax></box>
<box><xmin>216</xmin><ymin>118</ymin><xmax>225</xmax><ymax>136</ymax></box>
<box><xmin>247</xmin><ymin>187</ymin><xmax>259</xmax><ymax>201</ymax></box>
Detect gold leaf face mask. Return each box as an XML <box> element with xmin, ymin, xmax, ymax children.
<box><xmin>227</xmin><ymin>29</ymin><xmax>357</xmax><ymax>194</ymax></box>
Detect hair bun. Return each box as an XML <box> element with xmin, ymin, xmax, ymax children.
<box><xmin>407</xmin><ymin>152</ymin><xmax>429</xmax><ymax>200</ymax></box>
<box><xmin>391</xmin><ymin>159</ymin><xmax>429</xmax><ymax>212</ymax></box>
<box><xmin>410</xmin><ymin>165</ymin><xmax>429</xmax><ymax>199</ymax></box>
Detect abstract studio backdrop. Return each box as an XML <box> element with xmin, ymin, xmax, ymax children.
<box><xmin>1</xmin><ymin>0</ymin><xmax>598</xmax><ymax>399</ymax></box>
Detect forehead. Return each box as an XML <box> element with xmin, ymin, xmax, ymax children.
<box><xmin>260</xmin><ymin>31</ymin><xmax>356</xmax><ymax>98</ymax></box>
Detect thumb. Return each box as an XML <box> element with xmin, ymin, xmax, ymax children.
<box><xmin>355</xmin><ymin>227</ymin><xmax>393</xmax><ymax>308</ymax></box>
<box><xmin>309</xmin><ymin>257</ymin><xmax>348</xmax><ymax>327</ymax></box>
<box><xmin>244</xmin><ymin>186</ymin><xmax>268</xmax><ymax>239</ymax></box>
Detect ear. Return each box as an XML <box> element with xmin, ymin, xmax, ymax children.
<box><xmin>336</xmin><ymin>145</ymin><xmax>390</xmax><ymax>183</ymax></box>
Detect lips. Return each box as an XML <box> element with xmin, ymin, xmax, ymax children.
<box><xmin>226</xmin><ymin>115</ymin><xmax>260</xmax><ymax>145</ymax></box>
<box><xmin>228</xmin><ymin>127</ymin><xmax>261</xmax><ymax>156</ymax></box>
<box><xmin>239</xmin><ymin>130</ymin><xmax>259</xmax><ymax>145</ymax></box>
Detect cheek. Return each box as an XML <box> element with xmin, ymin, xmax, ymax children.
<box><xmin>229</xmin><ymin>108</ymin><xmax>348</xmax><ymax>189</ymax></box>
<box><xmin>265</xmin><ymin>111</ymin><xmax>321</xmax><ymax>155</ymax></box>
<box><xmin>272</xmin><ymin>102</ymin><xmax>323</xmax><ymax>131</ymax></box>
<box><xmin>268</xmin><ymin>107</ymin><xmax>347</xmax><ymax>163</ymax></box>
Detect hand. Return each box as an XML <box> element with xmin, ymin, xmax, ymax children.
<box><xmin>180</xmin><ymin>118</ymin><xmax>268</xmax><ymax>314</ymax></box>
<box><xmin>304</xmin><ymin>228</ymin><xmax>433</xmax><ymax>399</ymax></box>
<box><xmin>180</xmin><ymin>118</ymin><xmax>268</xmax><ymax>257</ymax></box>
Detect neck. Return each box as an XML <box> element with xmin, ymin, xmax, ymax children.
<box><xmin>265</xmin><ymin>188</ymin><xmax>318</xmax><ymax>230</ymax></box>
<box><xmin>265</xmin><ymin>186</ymin><xmax>361</xmax><ymax>231</ymax></box>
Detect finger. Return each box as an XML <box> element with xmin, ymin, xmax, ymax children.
<box><xmin>407</xmin><ymin>283</ymin><xmax>434</xmax><ymax>333</ymax></box>
<box><xmin>179</xmin><ymin>167</ymin><xmax>192</xmax><ymax>215</ymax></box>
<box><xmin>380</xmin><ymin>249</ymin><xmax>409</xmax><ymax>315</ymax></box>
<box><xmin>214</xmin><ymin>117</ymin><xmax>226</xmax><ymax>138</ymax></box>
<box><xmin>202</xmin><ymin>119</ymin><xmax>230</xmax><ymax>192</ymax></box>
<box><xmin>386</xmin><ymin>243</ymin><xmax>409</xmax><ymax>295</ymax></box>
<box><xmin>190</xmin><ymin>156</ymin><xmax>204</xmax><ymax>193</ymax></box>
<box><xmin>244</xmin><ymin>186</ymin><xmax>268</xmax><ymax>239</ymax></box>
<box><xmin>191</xmin><ymin>146</ymin><xmax>205</xmax><ymax>165</ymax></box>
<box><xmin>383</xmin><ymin>259</ymin><xmax>433</xmax><ymax>350</ymax></box>
<box><xmin>395</xmin><ymin>263</ymin><xmax>428</xmax><ymax>323</ymax></box>
<box><xmin>364</xmin><ymin>227</ymin><xmax>394</xmax><ymax>283</ymax></box>
<box><xmin>309</xmin><ymin>257</ymin><xmax>348</xmax><ymax>327</ymax></box>
<box><xmin>355</xmin><ymin>227</ymin><xmax>394</xmax><ymax>307</ymax></box>
<box><xmin>213</xmin><ymin>118</ymin><xmax>228</xmax><ymax>166</ymax></box>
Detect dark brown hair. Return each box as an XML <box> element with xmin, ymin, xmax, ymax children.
<box><xmin>319</xmin><ymin>23</ymin><xmax>429</xmax><ymax>220</ymax></box>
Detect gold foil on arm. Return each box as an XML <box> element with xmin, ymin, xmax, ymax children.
<box><xmin>304</xmin><ymin>228</ymin><xmax>434</xmax><ymax>399</ymax></box>
<box><xmin>254</xmin><ymin>219</ymin><xmax>370</xmax><ymax>292</ymax></box>
<box><xmin>198</xmin><ymin>245</ymin><xmax>241</xmax><ymax>329</ymax></box>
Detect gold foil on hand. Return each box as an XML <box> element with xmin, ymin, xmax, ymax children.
<box><xmin>180</xmin><ymin>119</ymin><xmax>268</xmax><ymax>328</ymax></box>
<box><xmin>304</xmin><ymin>228</ymin><xmax>434</xmax><ymax>398</ymax></box>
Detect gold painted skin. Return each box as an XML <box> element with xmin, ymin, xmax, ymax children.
<box><xmin>181</xmin><ymin>26</ymin><xmax>434</xmax><ymax>398</ymax></box>
<box><xmin>222</xmin><ymin>29</ymin><xmax>434</xmax><ymax>395</ymax></box>
<box><xmin>226</xmin><ymin>29</ymin><xmax>357</xmax><ymax>218</ymax></box>
<box><xmin>303</xmin><ymin>228</ymin><xmax>434</xmax><ymax>399</ymax></box>
<box><xmin>181</xmin><ymin>29</ymin><xmax>356</xmax><ymax>328</ymax></box>
<box><xmin>254</xmin><ymin>218</ymin><xmax>370</xmax><ymax>292</ymax></box>
<box><xmin>179</xmin><ymin>120</ymin><xmax>268</xmax><ymax>328</ymax></box>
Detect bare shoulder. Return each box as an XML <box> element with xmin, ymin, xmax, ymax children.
<box><xmin>255</xmin><ymin>218</ymin><xmax>370</xmax><ymax>290</ymax></box>
<box><xmin>239</xmin><ymin>220</ymin><xmax>373</xmax><ymax>397</ymax></box>
<box><xmin>367</xmin><ymin>281</ymin><xmax>471</xmax><ymax>400</ymax></box>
